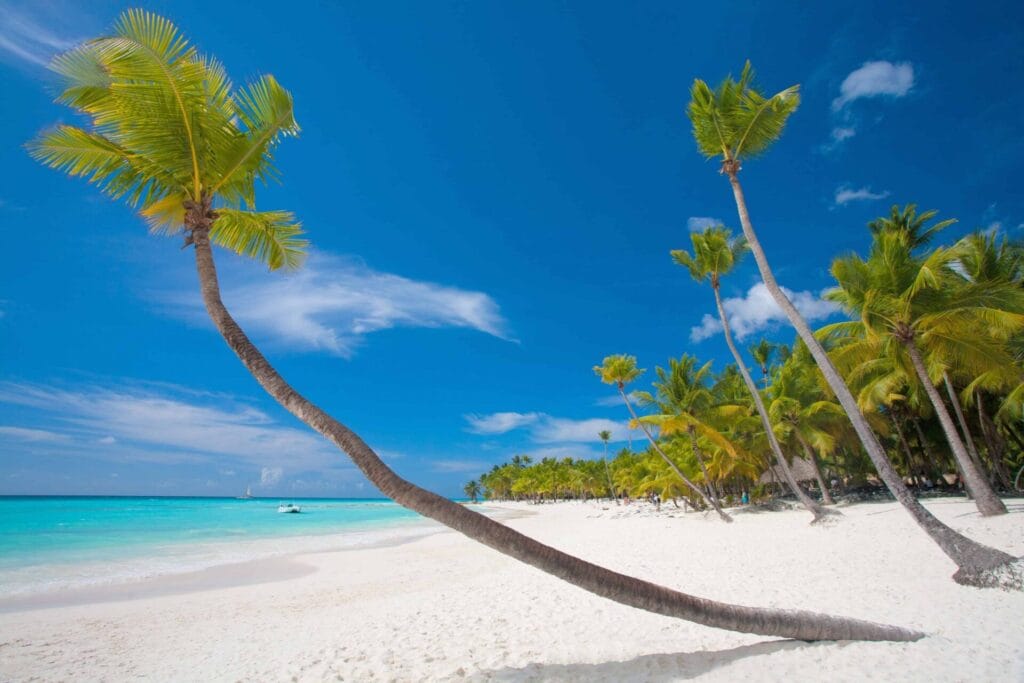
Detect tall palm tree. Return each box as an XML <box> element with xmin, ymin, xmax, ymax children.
<box><xmin>672</xmin><ymin>226</ymin><xmax>834</xmax><ymax>522</ymax></box>
<box><xmin>750</xmin><ymin>339</ymin><xmax>777</xmax><ymax>390</ymax></box>
<box><xmin>869</xmin><ymin>207</ymin><xmax>998</xmax><ymax>486</ymax></box>
<box><xmin>597</xmin><ymin>429</ymin><xmax>619</xmax><ymax>504</ymax></box>
<box><xmin>768</xmin><ymin>355</ymin><xmax>846</xmax><ymax>505</ymax></box>
<box><xmin>27</xmin><ymin>11</ymin><xmax>925</xmax><ymax>641</ymax></box>
<box><xmin>686</xmin><ymin>61</ymin><xmax>1018</xmax><ymax>585</ymax></box>
<box><xmin>824</xmin><ymin>229</ymin><xmax>1018</xmax><ymax>515</ymax></box>
<box><xmin>594</xmin><ymin>355</ymin><xmax>732</xmax><ymax>521</ymax></box>
<box><xmin>635</xmin><ymin>355</ymin><xmax>736</xmax><ymax>515</ymax></box>
<box><xmin>463</xmin><ymin>480</ymin><xmax>481</xmax><ymax>503</ymax></box>
<box><xmin>868</xmin><ymin>204</ymin><xmax>956</xmax><ymax>250</ymax></box>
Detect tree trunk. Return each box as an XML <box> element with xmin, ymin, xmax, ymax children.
<box><xmin>603</xmin><ymin>443</ymin><xmax>619</xmax><ymax>505</ymax></box>
<box><xmin>687</xmin><ymin>426</ymin><xmax>723</xmax><ymax>509</ymax></box>
<box><xmin>911</xmin><ymin>417</ymin><xmax>942</xmax><ymax>482</ymax></box>
<box><xmin>889</xmin><ymin>413</ymin><xmax>921</xmax><ymax>486</ymax></box>
<box><xmin>618</xmin><ymin>388</ymin><xmax>732</xmax><ymax>522</ymax></box>
<box><xmin>976</xmin><ymin>394</ymin><xmax>1012</xmax><ymax>490</ymax></box>
<box><xmin>942</xmin><ymin>372</ymin><xmax>988</xmax><ymax>484</ymax></box>
<box><xmin>188</xmin><ymin>229</ymin><xmax>931</xmax><ymax>640</ymax></box>
<box><xmin>724</xmin><ymin>169</ymin><xmax>1016</xmax><ymax>584</ymax></box>
<box><xmin>794</xmin><ymin>431</ymin><xmax>835</xmax><ymax>505</ymax></box>
<box><xmin>712</xmin><ymin>283</ymin><xmax>833</xmax><ymax>523</ymax></box>
<box><xmin>905</xmin><ymin>343</ymin><xmax>1005</xmax><ymax>516</ymax></box>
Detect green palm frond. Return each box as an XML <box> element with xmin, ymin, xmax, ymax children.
<box><xmin>687</xmin><ymin>61</ymin><xmax>800</xmax><ymax>164</ymax></box>
<box><xmin>214</xmin><ymin>74</ymin><xmax>299</xmax><ymax>205</ymax></box>
<box><xmin>32</xmin><ymin>9</ymin><xmax>309</xmax><ymax>270</ymax></box>
<box><xmin>27</xmin><ymin>125</ymin><xmax>173</xmax><ymax>206</ymax></box>
<box><xmin>210</xmin><ymin>209</ymin><xmax>307</xmax><ymax>270</ymax></box>
<box><xmin>594</xmin><ymin>355</ymin><xmax>645</xmax><ymax>387</ymax></box>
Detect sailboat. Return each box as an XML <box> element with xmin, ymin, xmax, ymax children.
<box><xmin>237</xmin><ymin>485</ymin><xmax>254</xmax><ymax>500</ymax></box>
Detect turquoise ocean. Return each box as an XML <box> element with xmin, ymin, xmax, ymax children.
<box><xmin>0</xmin><ymin>496</ymin><xmax>447</xmax><ymax>598</ymax></box>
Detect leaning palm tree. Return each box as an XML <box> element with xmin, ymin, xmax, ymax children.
<box><xmin>594</xmin><ymin>355</ymin><xmax>732</xmax><ymax>521</ymax></box>
<box><xmin>597</xmin><ymin>429</ymin><xmax>619</xmax><ymax>504</ymax></box>
<box><xmin>28</xmin><ymin>11</ymin><xmax>922</xmax><ymax>640</ymax></box>
<box><xmin>687</xmin><ymin>61</ymin><xmax>1019</xmax><ymax>585</ymax></box>
<box><xmin>824</xmin><ymin>229</ymin><xmax>1018</xmax><ymax>515</ymax></box>
<box><xmin>672</xmin><ymin>226</ymin><xmax>834</xmax><ymax>523</ymax></box>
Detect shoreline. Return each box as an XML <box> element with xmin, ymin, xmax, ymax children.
<box><xmin>0</xmin><ymin>498</ymin><xmax>1021</xmax><ymax>681</ymax></box>
<box><xmin>0</xmin><ymin>504</ymin><xmax>530</xmax><ymax>614</ymax></box>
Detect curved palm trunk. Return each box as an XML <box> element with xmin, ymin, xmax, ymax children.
<box><xmin>712</xmin><ymin>283</ymin><xmax>834</xmax><ymax>523</ymax></box>
<box><xmin>976</xmin><ymin>394</ymin><xmax>1012</xmax><ymax>489</ymax></box>
<box><xmin>941</xmin><ymin>373</ymin><xmax>990</xmax><ymax>484</ymax></box>
<box><xmin>602</xmin><ymin>442</ymin><xmax>619</xmax><ymax>505</ymax></box>
<box><xmin>793</xmin><ymin>431</ymin><xmax>835</xmax><ymax>505</ymax></box>
<box><xmin>911</xmin><ymin>417</ymin><xmax>942</xmax><ymax>481</ymax></box>
<box><xmin>724</xmin><ymin>169</ymin><xmax>1017</xmax><ymax>583</ymax></box>
<box><xmin>617</xmin><ymin>388</ymin><xmax>732</xmax><ymax>522</ymax></box>
<box><xmin>889</xmin><ymin>413</ymin><xmax>922</xmax><ymax>486</ymax></box>
<box><xmin>180</xmin><ymin>229</ymin><xmax>923</xmax><ymax>641</ymax></box>
<box><xmin>904</xmin><ymin>345</ymin><xmax>1005</xmax><ymax>516</ymax></box>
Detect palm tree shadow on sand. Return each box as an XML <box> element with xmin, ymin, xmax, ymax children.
<box><xmin>472</xmin><ymin>639</ymin><xmax>826</xmax><ymax>682</ymax></box>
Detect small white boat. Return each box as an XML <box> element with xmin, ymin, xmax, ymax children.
<box><xmin>277</xmin><ymin>503</ymin><xmax>301</xmax><ymax>514</ymax></box>
<box><xmin>237</xmin><ymin>486</ymin><xmax>254</xmax><ymax>500</ymax></box>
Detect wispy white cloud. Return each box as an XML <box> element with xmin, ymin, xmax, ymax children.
<box><xmin>163</xmin><ymin>253</ymin><xmax>510</xmax><ymax>358</ymax></box>
<box><xmin>594</xmin><ymin>392</ymin><xmax>640</xmax><ymax>407</ymax></box>
<box><xmin>429</xmin><ymin>459</ymin><xmax>493</xmax><ymax>473</ymax></box>
<box><xmin>0</xmin><ymin>3</ymin><xmax>84</xmax><ymax>67</ymax></box>
<box><xmin>834</xmin><ymin>186</ymin><xmax>891</xmax><ymax>206</ymax></box>
<box><xmin>464</xmin><ymin>411</ymin><xmax>540</xmax><ymax>435</ymax></box>
<box><xmin>689</xmin><ymin>283</ymin><xmax>839</xmax><ymax>342</ymax></box>
<box><xmin>463</xmin><ymin>412</ymin><xmax>631</xmax><ymax>443</ymax></box>
<box><xmin>830</xmin><ymin>127</ymin><xmax>856</xmax><ymax>143</ymax></box>
<box><xmin>530</xmin><ymin>416</ymin><xmax>630</xmax><ymax>443</ymax></box>
<box><xmin>0</xmin><ymin>381</ymin><xmax>338</xmax><ymax>471</ymax></box>
<box><xmin>259</xmin><ymin>466</ymin><xmax>283</xmax><ymax>487</ymax></box>
<box><xmin>832</xmin><ymin>61</ymin><xmax>914</xmax><ymax>111</ymax></box>
<box><xmin>687</xmin><ymin>216</ymin><xmax>723</xmax><ymax>232</ymax></box>
<box><xmin>0</xmin><ymin>426</ymin><xmax>69</xmax><ymax>442</ymax></box>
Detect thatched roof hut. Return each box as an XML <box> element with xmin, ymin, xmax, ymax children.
<box><xmin>758</xmin><ymin>457</ymin><xmax>818</xmax><ymax>485</ymax></box>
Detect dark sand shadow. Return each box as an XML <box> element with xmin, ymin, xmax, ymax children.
<box><xmin>472</xmin><ymin>639</ymin><xmax>826</xmax><ymax>682</ymax></box>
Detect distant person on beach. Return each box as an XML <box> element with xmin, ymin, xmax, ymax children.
<box><xmin>741</xmin><ymin>491</ymin><xmax>749</xmax><ymax>505</ymax></box>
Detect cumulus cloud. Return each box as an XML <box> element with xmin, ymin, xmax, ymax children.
<box><xmin>164</xmin><ymin>253</ymin><xmax>510</xmax><ymax>358</ymax></box>
<box><xmin>687</xmin><ymin>216</ymin><xmax>723</xmax><ymax>232</ymax></box>
<box><xmin>689</xmin><ymin>283</ymin><xmax>839</xmax><ymax>342</ymax></box>
<box><xmin>832</xmin><ymin>61</ymin><xmax>914</xmax><ymax>111</ymax></box>
<box><xmin>834</xmin><ymin>186</ymin><xmax>891</xmax><ymax>206</ymax></box>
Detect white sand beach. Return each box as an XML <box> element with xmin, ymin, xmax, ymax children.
<box><xmin>1</xmin><ymin>497</ymin><xmax>1022</xmax><ymax>682</ymax></box>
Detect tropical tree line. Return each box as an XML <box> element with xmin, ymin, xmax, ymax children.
<box><xmin>476</xmin><ymin>211</ymin><xmax>1024</xmax><ymax>521</ymax></box>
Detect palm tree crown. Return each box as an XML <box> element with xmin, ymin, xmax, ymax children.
<box><xmin>28</xmin><ymin>9</ymin><xmax>306</xmax><ymax>270</ymax></box>
<box><xmin>671</xmin><ymin>225</ymin><xmax>748</xmax><ymax>288</ymax></box>
<box><xmin>868</xmin><ymin>204</ymin><xmax>956</xmax><ymax>251</ymax></box>
<box><xmin>687</xmin><ymin>61</ymin><xmax>800</xmax><ymax>170</ymax></box>
<box><xmin>594</xmin><ymin>355</ymin><xmax>645</xmax><ymax>389</ymax></box>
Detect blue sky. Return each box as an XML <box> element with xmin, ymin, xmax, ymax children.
<box><xmin>1</xmin><ymin>0</ymin><xmax>1022</xmax><ymax>497</ymax></box>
